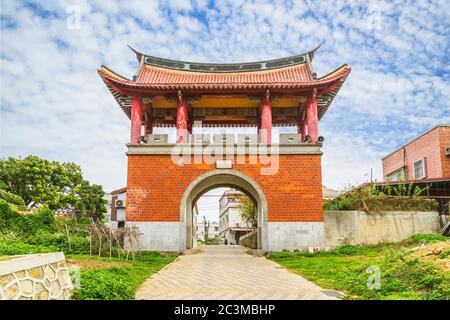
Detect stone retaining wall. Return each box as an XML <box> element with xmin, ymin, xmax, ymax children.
<box><xmin>324</xmin><ymin>210</ymin><xmax>441</xmax><ymax>247</ymax></box>
<box><xmin>0</xmin><ymin>252</ymin><xmax>74</xmax><ymax>300</ymax></box>
<box><xmin>239</xmin><ymin>230</ymin><xmax>258</xmax><ymax>249</ymax></box>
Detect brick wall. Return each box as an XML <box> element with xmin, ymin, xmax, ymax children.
<box><xmin>126</xmin><ymin>154</ymin><xmax>323</xmax><ymax>223</ymax></box>
<box><xmin>382</xmin><ymin>126</ymin><xmax>450</xmax><ymax>180</ymax></box>
<box><xmin>439</xmin><ymin>127</ymin><xmax>450</xmax><ymax>178</ymax></box>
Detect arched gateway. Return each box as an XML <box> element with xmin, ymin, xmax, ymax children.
<box><xmin>180</xmin><ymin>170</ymin><xmax>268</xmax><ymax>251</ymax></box>
<box><xmin>99</xmin><ymin>45</ymin><xmax>350</xmax><ymax>253</ymax></box>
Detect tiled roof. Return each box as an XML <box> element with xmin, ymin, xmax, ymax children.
<box><xmin>135</xmin><ymin>63</ymin><xmax>313</xmax><ymax>87</ymax></box>
<box><xmin>98</xmin><ymin>49</ymin><xmax>351</xmax><ymax>122</ymax></box>
<box><xmin>99</xmin><ymin>63</ymin><xmax>350</xmax><ymax>90</ymax></box>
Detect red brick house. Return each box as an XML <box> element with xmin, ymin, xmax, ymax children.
<box><xmin>382</xmin><ymin>125</ymin><xmax>450</xmax><ymax>182</ymax></box>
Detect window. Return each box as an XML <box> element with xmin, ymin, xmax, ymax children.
<box><xmin>413</xmin><ymin>158</ymin><xmax>426</xmax><ymax>179</ymax></box>
<box><xmin>387</xmin><ymin>167</ymin><xmax>406</xmax><ymax>182</ymax></box>
<box><xmin>118</xmin><ymin>221</ymin><xmax>125</xmax><ymax>228</ymax></box>
<box><xmin>214</xmin><ymin>227</ymin><xmax>219</xmax><ymax>231</ymax></box>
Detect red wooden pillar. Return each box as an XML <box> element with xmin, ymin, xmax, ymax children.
<box><xmin>176</xmin><ymin>91</ymin><xmax>189</xmax><ymax>144</ymax></box>
<box><xmin>187</xmin><ymin>109</ymin><xmax>193</xmax><ymax>134</ymax></box>
<box><xmin>130</xmin><ymin>95</ymin><xmax>143</xmax><ymax>144</ymax></box>
<box><xmin>259</xmin><ymin>90</ymin><xmax>272</xmax><ymax>144</ymax></box>
<box><xmin>144</xmin><ymin>117</ymin><xmax>153</xmax><ymax>136</ymax></box>
<box><xmin>305</xmin><ymin>88</ymin><xmax>318</xmax><ymax>143</ymax></box>
<box><xmin>144</xmin><ymin>103</ymin><xmax>153</xmax><ymax>137</ymax></box>
<box><xmin>298</xmin><ymin>107</ymin><xmax>307</xmax><ymax>141</ymax></box>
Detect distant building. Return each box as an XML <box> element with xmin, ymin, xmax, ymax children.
<box><xmin>54</xmin><ymin>207</ymin><xmax>76</xmax><ymax>218</ymax></box>
<box><xmin>103</xmin><ymin>194</ymin><xmax>112</xmax><ymax>223</ymax></box>
<box><xmin>382</xmin><ymin>125</ymin><xmax>450</xmax><ymax>182</ymax></box>
<box><xmin>219</xmin><ymin>190</ymin><xmax>253</xmax><ymax>245</ymax></box>
<box><xmin>105</xmin><ymin>187</ymin><xmax>126</xmax><ymax>228</ymax></box>
<box><xmin>196</xmin><ymin>218</ymin><xmax>220</xmax><ymax>242</ymax></box>
<box><xmin>322</xmin><ymin>186</ymin><xmax>340</xmax><ymax>200</ymax></box>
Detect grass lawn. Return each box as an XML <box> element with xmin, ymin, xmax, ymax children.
<box><xmin>66</xmin><ymin>252</ymin><xmax>177</xmax><ymax>300</ymax></box>
<box><xmin>269</xmin><ymin>234</ymin><xmax>450</xmax><ymax>300</ymax></box>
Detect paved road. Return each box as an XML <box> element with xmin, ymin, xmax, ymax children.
<box><xmin>136</xmin><ymin>245</ymin><xmax>336</xmax><ymax>300</ymax></box>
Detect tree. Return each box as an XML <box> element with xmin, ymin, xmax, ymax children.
<box><xmin>203</xmin><ymin>216</ymin><xmax>210</xmax><ymax>244</ymax></box>
<box><xmin>238</xmin><ymin>195</ymin><xmax>257</xmax><ymax>228</ymax></box>
<box><xmin>0</xmin><ymin>155</ymin><xmax>106</xmax><ymax>218</ymax></box>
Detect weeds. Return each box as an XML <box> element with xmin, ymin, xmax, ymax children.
<box><xmin>324</xmin><ymin>183</ymin><xmax>438</xmax><ymax>212</ymax></box>
<box><xmin>269</xmin><ymin>234</ymin><xmax>450</xmax><ymax>300</ymax></box>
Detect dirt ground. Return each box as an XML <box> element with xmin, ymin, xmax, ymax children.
<box><xmin>410</xmin><ymin>241</ymin><xmax>450</xmax><ymax>273</ymax></box>
<box><xmin>66</xmin><ymin>258</ymin><xmax>130</xmax><ymax>270</ymax></box>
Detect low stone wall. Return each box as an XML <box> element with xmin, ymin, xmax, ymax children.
<box><xmin>324</xmin><ymin>210</ymin><xmax>441</xmax><ymax>247</ymax></box>
<box><xmin>0</xmin><ymin>252</ymin><xmax>74</xmax><ymax>300</ymax></box>
<box><xmin>239</xmin><ymin>230</ymin><xmax>257</xmax><ymax>249</ymax></box>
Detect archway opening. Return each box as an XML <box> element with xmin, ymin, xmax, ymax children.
<box><xmin>179</xmin><ymin>170</ymin><xmax>268</xmax><ymax>252</ymax></box>
<box><xmin>194</xmin><ymin>187</ymin><xmax>257</xmax><ymax>247</ymax></box>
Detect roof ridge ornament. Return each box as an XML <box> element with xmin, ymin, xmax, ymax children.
<box><xmin>127</xmin><ymin>44</ymin><xmax>325</xmax><ymax>73</ymax></box>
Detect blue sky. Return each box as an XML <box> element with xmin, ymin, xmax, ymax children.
<box><xmin>1</xmin><ymin>1</ymin><xmax>449</xmax><ymax>219</ymax></box>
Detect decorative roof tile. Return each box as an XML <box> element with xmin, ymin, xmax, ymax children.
<box><xmin>98</xmin><ymin>47</ymin><xmax>351</xmax><ymax>123</ymax></box>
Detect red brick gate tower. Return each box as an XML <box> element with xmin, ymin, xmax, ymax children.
<box><xmin>99</xmin><ymin>46</ymin><xmax>350</xmax><ymax>252</ymax></box>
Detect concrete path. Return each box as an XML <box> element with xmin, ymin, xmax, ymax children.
<box><xmin>136</xmin><ymin>245</ymin><xmax>336</xmax><ymax>300</ymax></box>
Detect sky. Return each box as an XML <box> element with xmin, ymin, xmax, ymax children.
<box><xmin>1</xmin><ymin>0</ymin><xmax>449</xmax><ymax>221</ymax></box>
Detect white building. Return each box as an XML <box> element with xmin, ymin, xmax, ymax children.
<box><xmin>103</xmin><ymin>193</ymin><xmax>112</xmax><ymax>224</ymax></box>
<box><xmin>104</xmin><ymin>187</ymin><xmax>126</xmax><ymax>229</ymax></box>
<box><xmin>219</xmin><ymin>190</ymin><xmax>253</xmax><ymax>245</ymax></box>
<box><xmin>196</xmin><ymin>217</ymin><xmax>220</xmax><ymax>243</ymax></box>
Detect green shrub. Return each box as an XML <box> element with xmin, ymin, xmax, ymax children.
<box><xmin>72</xmin><ymin>267</ymin><xmax>135</xmax><ymax>300</ymax></box>
<box><xmin>66</xmin><ymin>235</ymin><xmax>90</xmax><ymax>254</ymax></box>
<box><xmin>334</xmin><ymin>245</ymin><xmax>372</xmax><ymax>256</ymax></box>
<box><xmin>0</xmin><ymin>189</ymin><xmax>25</xmax><ymax>206</ymax></box>
<box><xmin>26</xmin><ymin>229</ymin><xmax>65</xmax><ymax>246</ymax></box>
<box><xmin>400</xmin><ymin>233</ymin><xmax>449</xmax><ymax>246</ymax></box>
<box><xmin>0</xmin><ymin>240</ymin><xmax>58</xmax><ymax>255</ymax></box>
<box><xmin>23</xmin><ymin>229</ymin><xmax>89</xmax><ymax>255</ymax></box>
<box><xmin>0</xmin><ymin>200</ymin><xmax>56</xmax><ymax>236</ymax></box>
<box><xmin>71</xmin><ymin>252</ymin><xmax>176</xmax><ymax>300</ymax></box>
<box><xmin>26</xmin><ymin>206</ymin><xmax>57</xmax><ymax>233</ymax></box>
<box><xmin>0</xmin><ymin>199</ymin><xmax>28</xmax><ymax>234</ymax></box>
<box><xmin>0</xmin><ymin>200</ymin><xmax>90</xmax><ymax>255</ymax></box>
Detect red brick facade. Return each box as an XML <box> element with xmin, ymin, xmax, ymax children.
<box><xmin>126</xmin><ymin>154</ymin><xmax>324</xmax><ymax>223</ymax></box>
<box><xmin>382</xmin><ymin>125</ymin><xmax>450</xmax><ymax>181</ymax></box>
<box><xmin>439</xmin><ymin>127</ymin><xmax>450</xmax><ymax>178</ymax></box>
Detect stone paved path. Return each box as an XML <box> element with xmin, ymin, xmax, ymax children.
<box><xmin>136</xmin><ymin>245</ymin><xmax>336</xmax><ymax>300</ymax></box>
